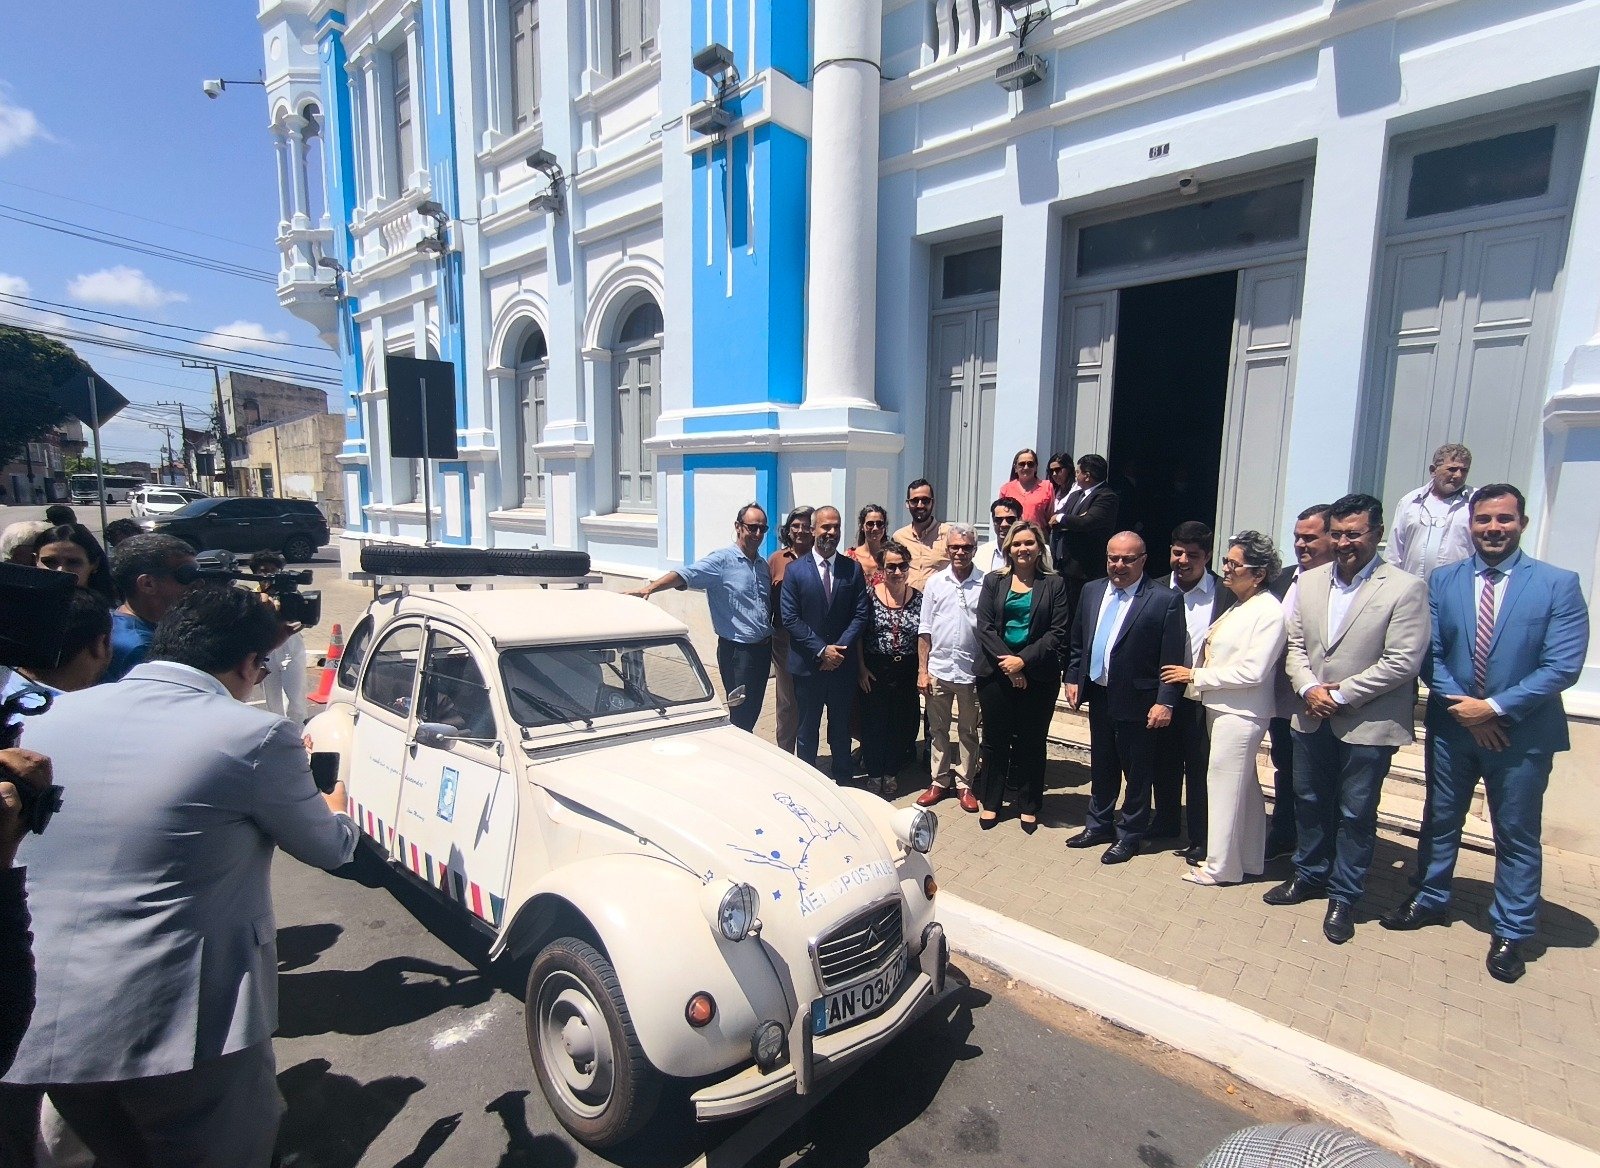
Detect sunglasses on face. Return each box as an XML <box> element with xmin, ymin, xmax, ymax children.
<box><xmin>741</xmin><ymin>523</ymin><xmax>769</xmax><ymax>534</ymax></box>
<box><xmin>1016</xmin><ymin>460</ymin><xmax>1036</xmax><ymax>468</ymax></box>
<box><xmin>863</xmin><ymin>519</ymin><xmax>887</xmax><ymax>529</ymax></box>
<box><xmin>883</xmin><ymin>563</ymin><xmax>909</xmax><ymax>573</ymax></box>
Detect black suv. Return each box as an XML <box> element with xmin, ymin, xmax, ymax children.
<box><xmin>143</xmin><ymin>497</ymin><xmax>330</xmax><ymax>562</ymax></box>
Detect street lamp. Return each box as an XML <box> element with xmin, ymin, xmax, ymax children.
<box><xmin>201</xmin><ymin>76</ymin><xmax>266</xmax><ymax>99</ymax></box>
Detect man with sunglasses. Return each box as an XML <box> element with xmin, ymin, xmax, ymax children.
<box><xmin>974</xmin><ymin>497</ymin><xmax>1024</xmax><ymax>575</ymax></box>
<box><xmin>629</xmin><ymin>503</ymin><xmax>774</xmax><ymax>732</ymax></box>
<box><xmin>0</xmin><ymin>584</ymin><xmax>355</xmax><ymax>1165</ymax></box>
<box><xmin>1269</xmin><ymin>494</ymin><xmax>1428</xmax><ymax>947</ymax></box>
<box><xmin>104</xmin><ymin>534</ymin><xmax>199</xmax><ymax>683</ymax></box>
<box><xmin>893</xmin><ymin>479</ymin><xmax>951</xmax><ymax>590</ymax></box>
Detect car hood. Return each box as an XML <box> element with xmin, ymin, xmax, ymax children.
<box><xmin>527</xmin><ymin>725</ymin><xmax>902</xmax><ymax>923</ymax></box>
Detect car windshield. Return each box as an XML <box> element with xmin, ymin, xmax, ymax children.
<box><xmin>500</xmin><ymin>638</ymin><xmax>714</xmax><ymax>728</ymax></box>
<box><xmin>169</xmin><ymin>498</ymin><xmax>221</xmax><ymax>518</ymax></box>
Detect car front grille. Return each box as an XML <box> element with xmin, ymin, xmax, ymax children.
<box><xmin>814</xmin><ymin>901</ymin><xmax>904</xmax><ymax>990</ymax></box>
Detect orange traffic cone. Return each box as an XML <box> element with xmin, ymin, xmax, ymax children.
<box><xmin>308</xmin><ymin>623</ymin><xmax>343</xmax><ymax>705</ymax></box>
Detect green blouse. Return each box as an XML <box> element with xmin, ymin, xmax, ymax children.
<box><xmin>1002</xmin><ymin>586</ymin><xmax>1034</xmax><ymax>651</ymax></box>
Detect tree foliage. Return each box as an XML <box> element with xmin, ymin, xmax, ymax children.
<box><xmin>0</xmin><ymin>326</ymin><xmax>91</xmax><ymax>469</ymax></box>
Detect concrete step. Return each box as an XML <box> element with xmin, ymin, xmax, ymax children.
<box><xmin>1046</xmin><ymin>700</ymin><xmax>1496</xmax><ymax>854</ymax></box>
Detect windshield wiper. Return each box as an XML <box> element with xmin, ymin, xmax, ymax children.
<box><xmin>602</xmin><ymin>662</ymin><xmax>667</xmax><ymax>717</ymax></box>
<box><xmin>511</xmin><ymin>685</ymin><xmax>593</xmax><ymax>730</ymax></box>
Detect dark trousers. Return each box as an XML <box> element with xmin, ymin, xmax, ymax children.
<box><xmin>860</xmin><ymin>653</ymin><xmax>920</xmax><ymax>777</ymax></box>
<box><xmin>715</xmin><ymin>638</ymin><xmax>772</xmax><ymax>733</ymax></box>
<box><xmin>1266</xmin><ymin>718</ymin><xmax>1298</xmax><ymax>851</ymax></box>
<box><xmin>1290</xmin><ymin>722</ymin><xmax>1395</xmax><ymax>905</ymax></box>
<box><xmin>1413</xmin><ymin>727</ymin><xmax>1552</xmax><ymax>941</ymax></box>
<box><xmin>974</xmin><ymin>672</ymin><xmax>1057</xmax><ymax>816</ymax></box>
<box><xmin>1083</xmin><ymin>681</ymin><xmax>1158</xmax><ymax>841</ymax></box>
<box><xmin>795</xmin><ymin>666</ymin><xmax>857</xmax><ymax>783</ymax></box>
<box><xmin>1152</xmin><ymin>695</ymin><xmax>1208</xmax><ymax>842</ymax></box>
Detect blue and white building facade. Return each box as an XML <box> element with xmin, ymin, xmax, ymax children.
<box><xmin>260</xmin><ymin>0</ymin><xmax>1600</xmax><ymax>715</ymax></box>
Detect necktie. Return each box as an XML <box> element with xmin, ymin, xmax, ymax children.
<box><xmin>1090</xmin><ymin>587</ymin><xmax>1127</xmax><ymax>684</ymax></box>
<box><xmin>1472</xmin><ymin>568</ymin><xmax>1501</xmax><ymax>697</ymax></box>
<box><xmin>821</xmin><ymin>557</ymin><xmax>833</xmax><ymax>604</ymax></box>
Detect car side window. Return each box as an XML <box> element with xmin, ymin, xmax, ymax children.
<box><xmin>419</xmin><ymin>630</ymin><xmax>496</xmax><ymax>739</ymax></box>
<box><xmin>337</xmin><ymin>616</ymin><xmax>375</xmax><ymax>691</ymax></box>
<box><xmin>360</xmin><ymin>624</ymin><xmax>423</xmax><ymax>717</ymax></box>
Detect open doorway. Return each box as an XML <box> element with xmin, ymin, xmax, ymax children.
<box><xmin>1107</xmin><ymin>271</ymin><xmax>1238</xmax><ymax>547</ymax></box>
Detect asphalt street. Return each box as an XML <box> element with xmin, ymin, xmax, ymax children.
<box><xmin>269</xmin><ymin>850</ymin><xmax>1298</xmax><ymax>1168</ymax></box>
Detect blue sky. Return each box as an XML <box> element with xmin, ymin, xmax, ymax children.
<box><xmin>0</xmin><ymin>3</ymin><xmax>339</xmax><ymax>467</ymax></box>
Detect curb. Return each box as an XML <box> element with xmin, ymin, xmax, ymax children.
<box><xmin>938</xmin><ymin>894</ymin><xmax>1599</xmax><ymax>1168</ymax></box>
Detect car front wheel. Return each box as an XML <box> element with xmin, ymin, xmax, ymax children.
<box><xmin>526</xmin><ymin>936</ymin><xmax>661</xmax><ymax>1148</ymax></box>
<box><xmin>282</xmin><ymin>535</ymin><xmax>315</xmax><ymax>563</ymax></box>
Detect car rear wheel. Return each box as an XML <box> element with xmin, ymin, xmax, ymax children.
<box><xmin>526</xmin><ymin>936</ymin><xmax>660</xmax><ymax>1148</ymax></box>
<box><xmin>282</xmin><ymin>535</ymin><xmax>315</xmax><ymax>563</ymax></box>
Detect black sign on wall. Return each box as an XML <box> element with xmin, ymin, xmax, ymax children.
<box><xmin>385</xmin><ymin>355</ymin><xmax>459</xmax><ymax>460</ymax></box>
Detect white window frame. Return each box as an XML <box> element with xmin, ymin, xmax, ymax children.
<box><xmin>509</xmin><ymin>0</ymin><xmax>542</xmax><ymax>132</ymax></box>
<box><xmin>390</xmin><ymin>40</ymin><xmax>416</xmax><ymax>194</ymax></box>
<box><xmin>516</xmin><ymin>329</ymin><xmax>550</xmax><ymax>507</ymax></box>
<box><xmin>608</xmin><ymin>0</ymin><xmax>658</xmax><ymax>78</ymax></box>
<box><xmin>612</xmin><ymin>297</ymin><xmax>663</xmax><ymax>514</ymax></box>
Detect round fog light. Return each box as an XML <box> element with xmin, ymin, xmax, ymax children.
<box><xmin>751</xmin><ymin>1020</ymin><xmax>786</xmax><ymax>1072</ymax></box>
<box><xmin>685</xmin><ymin>992</ymin><xmax>717</xmax><ymax>1028</ymax></box>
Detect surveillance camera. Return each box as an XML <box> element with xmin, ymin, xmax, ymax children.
<box><xmin>202</xmin><ymin>79</ymin><xmax>224</xmax><ymax>99</ymax></box>
<box><xmin>417</xmin><ymin>199</ymin><xmax>446</xmax><ymax>220</ymax></box>
<box><xmin>1176</xmin><ymin>173</ymin><xmax>1200</xmax><ymax>196</ymax></box>
<box><xmin>527</xmin><ymin>149</ymin><xmax>559</xmax><ymax>175</ymax></box>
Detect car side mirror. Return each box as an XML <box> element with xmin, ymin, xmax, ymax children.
<box><xmin>726</xmin><ymin>685</ymin><xmax>746</xmax><ymax>708</ymax></box>
<box><xmin>415</xmin><ymin>721</ymin><xmax>462</xmax><ymax>748</ymax></box>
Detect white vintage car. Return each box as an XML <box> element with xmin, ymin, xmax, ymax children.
<box><xmin>304</xmin><ymin>549</ymin><xmax>951</xmax><ymax>1148</ymax></box>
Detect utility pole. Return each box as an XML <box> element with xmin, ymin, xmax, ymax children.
<box><xmin>181</xmin><ymin>361</ymin><xmax>233</xmax><ymax>494</ymax></box>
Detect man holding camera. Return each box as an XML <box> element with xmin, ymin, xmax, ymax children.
<box><xmin>105</xmin><ymin>534</ymin><xmax>198</xmax><ymax>683</ymax></box>
<box><xmin>0</xmin><ymin>585</ymin><xmax>357</xmax><ymax>1166</ymax></box>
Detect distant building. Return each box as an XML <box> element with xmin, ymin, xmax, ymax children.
<box><xmin>192</xmin><ymin>371</ymin><xmax>329</xmax><ymax>495</ymax></box>
<box><xmin>240</xmin><ymin>410</ymin><xmax>346</xmax><ymax>528</ymax></box>
<box><xmin>2</xmin><ymin>422</ymin><xmax>84</xmax><ymax>505</ymax></box>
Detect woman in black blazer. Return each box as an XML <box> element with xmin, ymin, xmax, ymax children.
<box><xmin>975</xmin><ymin>520</ymin><xmax>1071</xmax><ymax>832</ymax></box>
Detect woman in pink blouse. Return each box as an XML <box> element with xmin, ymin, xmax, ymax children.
<box><xmin>999</xmin><ymin>448</ymin><xmax>1053</xmax><ymax>528</ymax></box>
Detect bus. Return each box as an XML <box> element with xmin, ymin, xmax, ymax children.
<box><xmin>68</xmin><ymin>474</ymin><xmax>147</xmax><ymax>505</ymax></box>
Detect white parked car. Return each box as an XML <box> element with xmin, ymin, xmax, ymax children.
<box><xmin>129</xmin><ymin>486</ymin><xmax>206</xmax><ymax>518</ymax></box>
<box><xmin>304</xmin><ymin>545</ymin><xmax>951</xmax><ymax>1148</ymax></box>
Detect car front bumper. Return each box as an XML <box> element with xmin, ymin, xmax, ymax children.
<box><xmin>690</xmin><ymin>922</ymin><xmax>952</xmax><ymax>1121</ymax></box>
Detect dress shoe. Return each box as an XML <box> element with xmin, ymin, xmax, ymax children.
<box><xmin>958</xmin><ymin>790</ymin><xmax>980</xmax><ymax>814</ymax></box>
<box><xmin>1181</xmin><ymin>843</ymin><xmax>1205</xmax><ymax>866</ymax></box>
<box><xmin>1101</xmin><ymin>839</ymin><xmax>1140</xmax><ymax>865</ymax></box>
<box><xmin>915</xmin><ymin>785</ymin><xmax>949</xmax><ymax>808</ymax></box>
<box><xmin>1182</xmin><ymin>870</ymin><xmax>1231</xmax><ymax>887</ymax></box>
<box><xmin>979</xmin><ymin>814</ymin><xmax>999</xmax><ymax>831</ymax></box>
<box><xmin>1380</xmin><ymin>896</ymin><xmax>1450</xmax><ymax>932</ymax></box>
<box><xmin>1020</xmin><ymin>817</ymin><xmax>1039</xmax><ymax>836</ymax></box>
<box><xmin>1065</xmin><ymin>828</ymin><xmax>1114</xmax><ymax>850</ymax></box>
<box><xmin>1262</xmin><ymin>876</ymin><xmax>1327</xmax><ymax>906</ymax></box>
<box><xmin>1323</xmin><ymin>901</ymin><xmax>1355</xmax><ymax>944</ymax></box>
<box><xmin>1486</xmin><ymin>936</ymin><xmax>1525</xmax><ymax>983</ymax></box>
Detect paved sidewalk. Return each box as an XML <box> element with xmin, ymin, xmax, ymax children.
<box><xmin>891</xmin><ymin>754</ymin><xmax>1600</xmax><ymax>1152</ymax></box>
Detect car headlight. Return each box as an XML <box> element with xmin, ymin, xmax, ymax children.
<box><xmin>890</xmin><ymin>806</ymin><xmax>937</xmax><ymax>854</ymax></box>
<box><xmin>703</xmin><ymin>881</ymin><xmax>759</xmax><ymax>942</ymax></box>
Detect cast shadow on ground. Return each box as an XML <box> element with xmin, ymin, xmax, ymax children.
<box><xmin>277</xmin><ymin>922</ymin><xmax>344</xmax><ymax>972</ymax></box>
<box><xmin>481</xmin><ymin>1091</ymin><xmax>581</xmax><ymax>1168</ymax></box>
<box><xmin>276</xmin><ymin>1057</ymin><xmax>425</xmax><ymax>1168</ymax></box>
<box><xmin>744</xmin><ymin>968</ymin><xmax>992</xmax><ymax>1168</ymax></box>
<box><xmin>391</xmin><ymin>1114</ymin><xmax>463</xmax><ymax>1168</ymax></box>
<box><xmin>276</xmin><ymin>955</ymin><xmax>495</xmax><ymax>1038</ymax></box>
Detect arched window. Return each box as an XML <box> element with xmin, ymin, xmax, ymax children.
<box><xmin>612</xmin><ymin>296</ymin><xmax>662</xmax><ymax>513</ymax></box>
<box><xmin>302</xmin><ymin>104</ymin><xmax>328</xmax><ymax>228</ymax></box>
<box><xmin>515</xmin><ymin>327</ymin><xmax>549</xmax><ymax>506</ymax></box>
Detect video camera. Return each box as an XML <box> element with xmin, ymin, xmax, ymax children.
<box><xmin>175</xmin><ymin>551</ymin><xmax>322</xmax><ymax>628</ymax></box>
<box><xmin>0</xmin><ymin>562</ymin><xmax>70</xmax><ymax>833</ymax></box>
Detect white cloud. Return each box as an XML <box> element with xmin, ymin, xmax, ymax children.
<box><xmin>0</xmin><ymin>273</ymin><xmax>31</xmax><ymax>298</ymax></box>
<box><xmin>0</xmin><ymin>90</ymin><xmax>45</xmax><ymax>156</ymax></box>
<box><xmin>66</xmin><ymin>266</ymin><xmax>188</xmax><ymax>310</ymax></box>
<box><xmin>199</xmin><ymin>319</ymin><xmax>290</xmax><ymax>352</ymax></box>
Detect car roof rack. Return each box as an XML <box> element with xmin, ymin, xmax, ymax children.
<box><xmin>352</xmin><ymin>572</ymin><xmax>603</xmax><ymax>598</ymax></box>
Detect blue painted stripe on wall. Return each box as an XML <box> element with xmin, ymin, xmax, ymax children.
<box><xmin>419</xmin><ymin>0</ymin><xmax>470</xmax><ymax>432</ymax></box>
<box><xmin>683</xmin><ymin>411</ymin><xmax>781</xmax><ymax>433</ymax></box>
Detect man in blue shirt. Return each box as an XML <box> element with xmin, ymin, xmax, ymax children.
<box><xmin>106</xmin><ymin>535</ymin><xmax>198</xmax><ymax>683</ymax></box>
<box><xmin>628</xmin><ymin>504</ymin><xmax>773</xmax><ymax>731</ymax></box>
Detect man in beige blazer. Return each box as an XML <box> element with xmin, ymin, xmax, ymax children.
<box><xmin>1264</xmin><ymin>493</ymin><xmax>1428</xmax><ymax>946</ymax></box>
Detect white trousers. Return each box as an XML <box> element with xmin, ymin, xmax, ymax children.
<box><xmin>1201</xmin><ymin>709</ymin><xmax>1269</xmax><ymax>884</ymax></box>
<box><xmin>257</xmin><ymin>630</ymin><xmax>308</xmax><ymax>725</ymax></box>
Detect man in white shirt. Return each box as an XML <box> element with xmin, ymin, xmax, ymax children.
<box><xmin>915</xmin><ymin>524</ymin><xmax>984</xmax><ymax>813</ymax></box>
<box><xmin>1389</xmin><ymin>443</ymin><xmax>1473</xmax><ymax>579</ymax></box>
<box><xmin>1152</xmin><ymin>522</ymin><xmax>1236</xmax><ymax>858</ymax></box>
<box><xmin>974</xmin><ymin>497</ymin><xmax>1022</xmax><ymax>576</ymax></box>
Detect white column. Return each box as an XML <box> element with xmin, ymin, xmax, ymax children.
<box><xmin>403</xmin><ymin>16</ymin><xmax>427</xmax><ymax>189</ymax></box>
<box><xmin>271</xmin><ymin>126</ymin><xmax>292</xmax><ymax>234</ymax></box>
<box><xmin>284</xmin><ymin>113</ymin><xmax>311</xmax><ymax>230</ymax></box>
<box><xmin>362</xmin><ymin>56</ymin><xmax>388</xmax><ymax>204</ymax></box>
<box><xmin>481</xmin><ymin>0</ymin><xmax>504</xmax><ymax>147</ymax></box>
<box><xmin>803</xmin><ymin>0</ymin><xmax>884</xmax><ymax>409</ymax></box>
<box><xmin>343</xmin><ymin>58</ymin><xmax>368</xmax><ymax>211</ymax></box>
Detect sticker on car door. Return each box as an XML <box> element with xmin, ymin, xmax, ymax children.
<box><xmin>437</xmin><ymin>767</ymin><xmax>459</xmax><ymax>823</ymax></box>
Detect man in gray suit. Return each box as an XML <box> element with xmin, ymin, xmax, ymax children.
<box><xmin>1264</xmin><ymin>494</ymin><xmax>1428</xmax><ymax>946</ymax></box>
<box><xmin>1</xmin><ymin>585</ymin><xmax>357</xmax><ymax>1166</ymax></box>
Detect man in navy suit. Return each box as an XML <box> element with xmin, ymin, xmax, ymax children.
<box><xmin>1381</xmin><ymin>484</ymin><xmax>1589</xmax><ymax>983</ymax></box>
<box><xmin>780</xmin><ymin>505</ymin><xmax>871</xmax><ymax>783</ymax></box>
<box><xmin>1063</xmin><ymin>531</ymin><xmax>1186</xmax><ymax>863</ymax></box>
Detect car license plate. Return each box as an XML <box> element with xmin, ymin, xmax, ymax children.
<box><xmin>811</xmin><ymin>951</ymin><xmax>907</xmax><ymax>1036</ymax></box>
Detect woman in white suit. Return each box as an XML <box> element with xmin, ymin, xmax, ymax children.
<box><xmin>1161</xmin><ymin>531</ymin><xmax>1286</xmax><ymax>885</ymax></box>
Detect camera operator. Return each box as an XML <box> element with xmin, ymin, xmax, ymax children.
<box><xmin>104</xmin><ymin>534</ymin><xmax>197</xmax><ymax>683</ymax></box>
<box><xmin>245</xmin><ymin>550</ymin><xmax>309</xmax><ymax>725</ymax></box>
<box><xmin>0</xmin><ymin>584</ymin><xmax>355</xmax><ymax>1166</ymax></box>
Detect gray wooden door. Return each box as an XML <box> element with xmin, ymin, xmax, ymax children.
<box><xmin>927</xmin><ymin>305</ymin><xmax>999</xmax><ymax>526</ymax></box>
<box><xmin>1056</xmin><ymin>291</ymin><xmax>1118</xmax><ymax>460</ymax></box>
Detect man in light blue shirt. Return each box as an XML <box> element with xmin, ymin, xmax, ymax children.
<box><xmin>628</xmin><ymin>504</ymin><xmax>773</xmax><ymax>731</ymax></box>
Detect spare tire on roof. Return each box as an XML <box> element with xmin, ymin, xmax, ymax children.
<box><xmin>359</xmin><ymin>543</ymin><xmax>591</xmax><ymax>578</ymax></box>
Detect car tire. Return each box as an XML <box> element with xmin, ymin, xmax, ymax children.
<box><xmin>359</xmin><ymin>543</ymin><xmax>591</xmax><ymax>579</ymax></box>
<box><xmin>526</xmin><ymin>936</ymin><xmax>661</xmax><ymax>1149</ymax></box>
<box><xmin>282</xmin><ymin>535</ymin><xmax>316</xmax><ymax>563</ymax></box>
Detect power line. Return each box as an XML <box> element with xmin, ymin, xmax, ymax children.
<box><xmin>0</xmin><ymin>292</ymin><xmax>333</xmax><ymax>352</ymax></box>
<box><xmin>0</xmin><ymin>295</ymin><xmax>339</xmax><ymax>374</ymax></box>
<box><xmin>0</xmin><ymin>204</ymin><xmax>276</xmax><ymax>285</ymax></box>
<box><xmin>0</xmin><ymin>179</ymin><xmax>278</xmax><ymax>255</ymax></box>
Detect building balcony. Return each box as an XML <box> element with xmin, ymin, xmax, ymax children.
<box><xmin>276</xmin><ymin>224</ymin><xmax>339</xmax><ymax>342</ymax></box>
